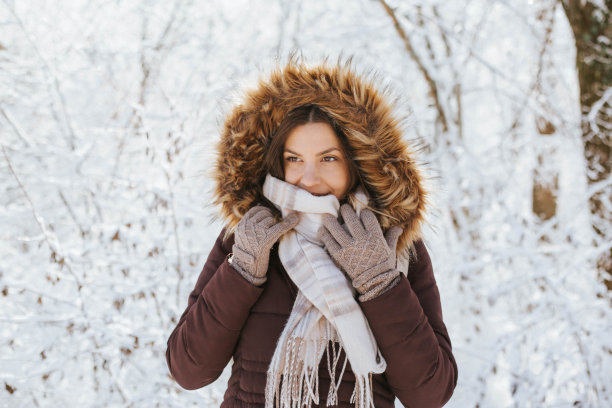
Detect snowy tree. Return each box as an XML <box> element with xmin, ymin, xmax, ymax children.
<box><xmin>561</xmin><ymin>0</ymin><xmax>612</xmax><ymax>288</ymax></box>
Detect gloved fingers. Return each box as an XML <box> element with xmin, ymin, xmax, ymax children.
<box><xmin>249</xmin><ymin>206</ymin><xmax>273</xmax><ymax>224</ymax></box>
<box><xmin>360</xmin><ymin>209</ymin><xmax>384</xmax><ymax>238</ymax></box>
<box><xmin>258</xmin><ymin>213</ymin><xmax>276</xmax><ymax>229</ymax></box>
<box><xmin>239</xmin><ymin>206</ymin><xmax>270</xmax><ymax>228</ymax></box>
<box><xmin>236</xmin><ymin>206</ymin><xmax>272</xmax><ymax>248</ymax></box>
<box><xmin>243</xmin><ymin>205</ymin><xmax>268</xmax><ymax>218</ymax></box>
<box><xmin>267</xmin><ymin>212</ymin><xmax>299</xmax><ymax>241</ymax></box>
<box><xmin>321</xmin><ymin>213</ymin><xmax>352</xmax><ymax>247</ymax></box>
<box><xmin>283</xmin><ymin>212</ymin><xmax>300</xmax><ymax>228</ymax></box>
<box><xmin>318</xmin><ymin>226</ymin><xmax>342</xmax><ymax>254</ymax></box>
<box><xmin>384</xmin><ymin>226</ymin><xmax>403</xmax><ymax>252</ymax></box>
<box><xmin>340</xmin><ymin>204</ymin><xmax>365</xmax><ymax>239</ymax></box>
<box><xmin>282</xmin><ymin>212</ymin><xmax>300</xmax><ymax>228</ymax></box>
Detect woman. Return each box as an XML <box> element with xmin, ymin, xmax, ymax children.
<box><xmin>166</xmin><ymin>61</ymin><xmax>457</xmax><ymax>407</ymax></box>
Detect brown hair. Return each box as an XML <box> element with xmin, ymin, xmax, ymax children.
<box><xmin>263</xmin><ymin>105</ymin><xmax>361</xmax><ymax>198</ymax></box>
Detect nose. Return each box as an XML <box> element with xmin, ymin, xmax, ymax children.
<box><xmin>300</xmin><ymin>162</ymin><xmax>319</xmax><ymax>187</ymax></box>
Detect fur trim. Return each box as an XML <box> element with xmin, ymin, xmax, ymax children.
<box><xmin>212</xmin><ymin>59</ymin><xmax>427</xmax><ymax>253</ymax></box>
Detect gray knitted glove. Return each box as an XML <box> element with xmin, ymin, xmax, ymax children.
<box><xmin>320</xmin><ymin>204</ymin><xmax>403</xmax><ymax>301</ymax></box>
<box><xmin>231</xmin><ymin>206</ymin><xmax>299</xmax><ymax>286</ymax></box>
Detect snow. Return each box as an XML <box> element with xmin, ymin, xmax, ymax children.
<box><xmin>1</xmin><ymin>0</ymin><xmax>610</xmax><ymax>407</ymax></box>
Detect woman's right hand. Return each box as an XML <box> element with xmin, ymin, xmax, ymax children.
<box><xmin>231</xmin><ymin>206</ymin><xmax>299</xmax><ymax>285</ymax></box>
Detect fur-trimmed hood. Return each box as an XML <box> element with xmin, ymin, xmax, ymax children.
<box><xmin>213</xmin><ymin>60</ymin><xmax>426</xmax><ymax>253</ymax></box>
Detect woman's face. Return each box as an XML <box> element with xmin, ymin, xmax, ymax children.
<box><xmin>283</xmin><ymin>122</ymin><xmax>350</xmax><ymax>200</ymax></box>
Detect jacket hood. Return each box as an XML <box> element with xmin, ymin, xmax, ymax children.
<box><xmin>212</xmin><ymin>60</ymin><xmax>427</xmax><ymax>253</ymax></box>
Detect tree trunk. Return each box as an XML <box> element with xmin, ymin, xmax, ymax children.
<box><xmin>562</xmin><ymin>0</ymin><xmax>612</xmax><ymax>288</ymax></box>
<box><xmin>532</xmin><ymin>6</ymin><xmax>558</xmax><ymax>225</ymax></box>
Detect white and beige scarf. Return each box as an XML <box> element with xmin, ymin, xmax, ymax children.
<box><xmin>262</xmin><ymin>174</ymin><xmax>386</xmax><ymax>408</ymax></box>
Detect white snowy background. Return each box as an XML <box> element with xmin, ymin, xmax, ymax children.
<box><xmin>1</xmin><ymin>0</ymin><xmax>611</xmax><ymax>407</ymax></box>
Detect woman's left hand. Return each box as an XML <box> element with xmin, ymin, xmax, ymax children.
<box><xmin>319</xmin><ymin>204</ymin><xmax>403</xmax><ymax>301</ymax></box>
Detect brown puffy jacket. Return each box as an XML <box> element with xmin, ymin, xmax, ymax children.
<box><xmin>166</xmin><ymin>229</ymin><xmax>457</xmax><ymax>407</ymax></box>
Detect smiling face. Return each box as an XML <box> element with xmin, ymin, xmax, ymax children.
<box><xmin>283</xmin><ymin>122</ymin><xmax>351</xmax><ymax>199</ymax></box>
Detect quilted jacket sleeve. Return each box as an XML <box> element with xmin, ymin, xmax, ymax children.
<box><xmin>165</xmin><ymin>229</ymin><xmax>264</xmax><ymax>390</ymax></box>
<box><xmin>359</xmin><ymin>240</ymin><xmax>458</xmax><ymax>408</ymax></box>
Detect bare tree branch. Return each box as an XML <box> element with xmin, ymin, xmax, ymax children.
<box><xmin>2</xmin><ymin>144</ymin><xmax>83</xmax><ymax>294</ymax></box>
<box><xmin>377</xmin><ymin>0</ymin><xmax>449</xmax><ymax>133</ymax></box>
<box><xmin>2</xmin><ymin>0</ymin><xmax>77</xmax><ymax>149</ymax></box>
<box><xmin>0</xmin><ymin>105</ymin><xmax>33</xmax><ymax>147</ymax></box>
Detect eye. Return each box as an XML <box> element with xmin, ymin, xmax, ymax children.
<box><xmin>284</xmin><ymin>155</ymin><xmax>301</xmax><ymax>163</ymax></box>
<box><xmin>322</xmin><ymin>156</ymin><xmax>339</xmax><ymax>162</ymax></box>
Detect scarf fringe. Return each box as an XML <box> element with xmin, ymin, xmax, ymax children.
<box><xmin>265</xmin><ymin>337</ymin><xmax>328</xmax><ymax>408</ymax></box>
<box><xmin>267</xmin><ymin>337</ymin><xmax>373</xmax><ymax>408</ymax></box>
<box><xmin>349</xmin><ymin>372</ymin><xmax>376</xmax><ymax>408</ymax></box>
<box><xmin>325</xmin><ymin>341</ymin><xmax>348</xmax><ymax>405</ymax></box>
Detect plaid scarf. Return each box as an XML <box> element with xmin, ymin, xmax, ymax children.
<box><xmin>262</xmin><ymin>174</ymin><xmax>386</xmax><ymax>408</ymax></box>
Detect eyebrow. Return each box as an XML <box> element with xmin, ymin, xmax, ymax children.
<box><xmin>284</xmin><ymin>147</ymin><xmax>342</xmax><ymax>156</ymax></box>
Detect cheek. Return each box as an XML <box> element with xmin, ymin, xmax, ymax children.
<box><xmin>283</xmin><ymin>166</ymin><xmax>300</xmax><ymax>185</ymax></box>
<box><xmin>325</xmin><ymin>165</ymin><xmax>350</xmax><ymax>189</ymax></box>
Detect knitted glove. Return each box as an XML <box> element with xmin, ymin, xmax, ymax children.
<box><xmin>231</xmin><ymin>206</ymin><xmax>299</xmax><ymax>286</ymax></box>
<box><xmin>320</xmin><ymin>204</ymin><xmax>403</xmax><ymax>301</ymax></box>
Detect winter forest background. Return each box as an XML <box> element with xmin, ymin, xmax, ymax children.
<box><xmin>1</xmin><ymin>0</ymin><xmax>611</xmax><ymax>407</ymax></box>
